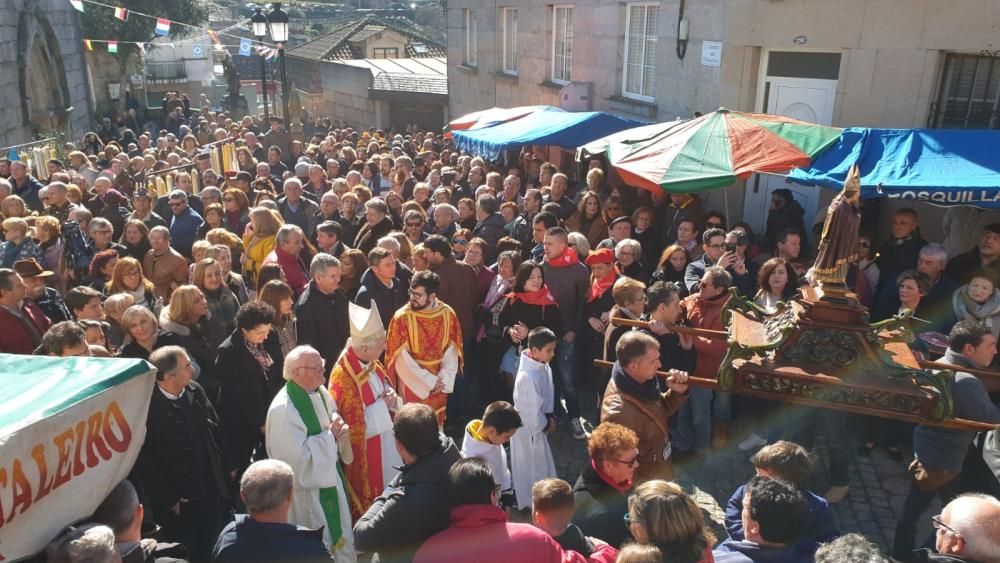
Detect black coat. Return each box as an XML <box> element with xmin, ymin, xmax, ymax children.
<box><xmin>876</xmin><ymin>235</ymin><xmax>928</xmax><ymax>292</ymax></box>
<box><xmin>216</xmin><ymin>329</ymin><xmax>284</xmax><ymax>471</ymax></box>
<box><xmin>572</xmin><ymin>461</ymin><xmax>632</xmax><ymax>548</ymax></box>
<box><xmin>353</xmin><ymin>437</ymin><xmax>462</xmax><ymax>563</ymax></box>
<box><xmin>498</xmin><ymin>296</ymin><xmax>563</xmax><ymax>346</ymax></box>
<box><xmin>354</xmin><ymin>271</ymin><xmax>408</xmax><ymax>329</ymax></box>
<box><xmin>212</xmin><ymin>514</ymin><xmax>328</xmax><ymax>562</ymax></box>
<box><xmin>138</xmin><ymin>382</ymin><xmax>232</xmax><ymax>519</ymax></box>
<box><xmin>472</xmin><ymin>213</ymin><xmax>507</xmax><ymax>265</ymax></box>
<box><xmin>295</xmin><ymin>281</ymin><xmax>349</xmax><ymax>372</ymax></box>
<box><xmin>354</xmin><ymin>216</ymin><xmax>394</xmax><ymax>255</ymax></box>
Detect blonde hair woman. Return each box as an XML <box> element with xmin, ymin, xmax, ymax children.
<box><xmin>1</xmin><ymin>217</ymin><xmax>43</xmax><ymax>268</ymax></box>
<box><xmin>626</xmin><ymin>480</ymin><xmax>715</xmax><ymax>563</ymax></box>
<box><xmin>34</xmin><ymin>215</ymin><xmax>65</xmax><ymax>285</ymax></box>
<box><xmin>243</xmin><ymin>207</ymin><xmax>283</xmax><ymax>289</ymax></box>
<box><xmin>158</xmin><ymin>285</ymin><xmax>223</xmax><ymax>400</ymax></box>
<box><xmin>193</xmin><ymin>258</ymin><xmax>240</xmax><ymax>336</ymax></box>
<box><xmin>103</xmin><ymin>292</ymin><xmax>135</xmax><ymax>351</ymax></box>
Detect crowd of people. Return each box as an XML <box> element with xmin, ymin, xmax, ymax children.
<box><xmin>3</xmin><ymin>101</ymin><xmax>1000</xmax><ymax>563</ymax></box>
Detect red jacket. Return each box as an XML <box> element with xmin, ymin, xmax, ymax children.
<box><xmin>414</xmin><ymin>504</ymin><xmax>617</xmax><ymax>563</ymax></box>
<box><xmin>262</xmin><ymin>247</ymin><xmax>310</xmax><ymax>297</ymax></box>
<box><xmin>0</xmin><ymin>301</ymin><xmax>51</xmax><ymax>354</ymax></box>
<box><xmin>683</xmin><ymin>292</ymin><xmax>730</xmax><ymax>379</ymax></box>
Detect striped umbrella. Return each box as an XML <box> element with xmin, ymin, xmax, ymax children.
<box><xmin>445</xmin><ymin>105</ymin><xmax>555</xmax><ymax>135</ymax></box>
<box><xmin>597</xmin><ymin>108</ymin><xmax>842</xmax><ymax>194</ymax></box>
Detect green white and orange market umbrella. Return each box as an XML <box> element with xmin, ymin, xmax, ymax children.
<box><xmin>580</xmin><ymin>108</ymin><xmax>842</xmax><ymax>194</ymax></box>
<box><xmin>445</xmin><ymin>105</ymin><xmax>554</xmax><ymax>136</ymax></box>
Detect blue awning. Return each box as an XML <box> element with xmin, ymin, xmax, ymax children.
<box><xmin>789</xmin><ymin>127</ymin><xmax>1000</xmax><ymax>208</ymax></box>
<box><xmin>452</xmin><ymin>107</ymin><xmax>644</xmax><ymax>161</ymax></box>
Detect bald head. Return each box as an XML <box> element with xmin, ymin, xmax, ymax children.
<box><xmin>939</xmin><ymin>494</ymin><xmax>1000</xmax><ymax>561</ymax></box>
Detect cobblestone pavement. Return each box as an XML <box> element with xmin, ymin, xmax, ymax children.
<box><xmin>542</xmin><ymin>405</ymin><xmax>936</xmax><ymax>556</ymax></box>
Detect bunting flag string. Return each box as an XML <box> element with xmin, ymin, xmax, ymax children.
<box><xmin>70</xmin><ymin>0</ymin><xmax>278</xmax><ymax>47</ymax></box>
<box><xmin>107</xmin><ymin>41</ymin><xmax>118</xmax><ymax>54</ymax></box>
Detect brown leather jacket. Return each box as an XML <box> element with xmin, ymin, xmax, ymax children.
<box><xmin>600</xmin><ymin>374</ymin><xmax>688</xmax><ymax>484</ymax></box>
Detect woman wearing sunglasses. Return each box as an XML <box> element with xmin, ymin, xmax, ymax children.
<box><xmin>571</xmin><ymin>422</ymin><xmax>640</xmax><ymax>548</ymax></box>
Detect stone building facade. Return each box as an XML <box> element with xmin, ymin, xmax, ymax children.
<box><xmin>0</xmin><ymin>0</ymin><xmax>93</xmax><ymax>148</ymax></box>
<box><xmin>446</xmin><ymin>0</ymin><xmax>1000</xmax><ymax>241</ymax></box>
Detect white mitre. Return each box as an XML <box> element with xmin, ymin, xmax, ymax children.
<box><xmin>349</xmin><ymin>299</ymin><xmax>386</xmax><ymax>343</ymax></box>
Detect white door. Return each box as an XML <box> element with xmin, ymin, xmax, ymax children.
<box><xmin>742</xmin><ymin>76</ymin><xmax>837</xmax><ymax>239</ymax></box>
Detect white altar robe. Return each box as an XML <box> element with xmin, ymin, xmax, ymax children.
<box><xmin>509</xmin><ymin>350</ymin><xmax>557</xmax><ymax>509</ymax></box>
<box><xmin>265</xmin><ymin>385</ymin><xmax>356</xmax><ymax>563</ymax></box>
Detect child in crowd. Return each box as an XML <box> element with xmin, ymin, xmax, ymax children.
<box><xmin>532</xmin><ymin>478</ymin><xmax>612</xmax><ymax>560</ymax></box>
<box><xmin>511</xmin><ymin>327</ymin><xmax>558</xmax><ymax>509</ymax></box>
<box><xmin>460</xmin><ymin>400</ymin><xmax>522</xmax><ymax>508</ymax></box>
<box><xmin>724</xmin><ymin>440</ymin><xmax>838</xmax><ymax>558</ymax></box>
<box><xmin>614</xmin><ymin>544</ymin><xmax>663</xmax><ymax>563</ymax></box>
<box><xmin>952</xmin><ymin>269</ymin><xmax>1000</xmax><ymax>339</ymax></box>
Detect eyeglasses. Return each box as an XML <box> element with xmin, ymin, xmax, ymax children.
<box><xmin>408</xmin><ymin>289</ymin><xmax>427</xmax><ymax>298</ymax></box>
<box><xmin>706</xmin><ymin>222</ymin><xmax>723</xmax><ymax>229</ymax></box>
<box><xmin>610</xmin><ymin>450</ymin><xmax>641</xmax><ymax>467</ymax></box>
<box><xmin>931</xmin><ymin>515</ymin><xmax>960</xmax><ymax>537</ymax></box>
<box><xmin>168</xmin><ymin>202</ymin><xmax>184</xmax><ymax>208</ymax></box>
<box><xmin>453</xmin><ymin>239</ymin><xmax>467</xmax><ymax>245</ymax></box>
<box><xmin>706</xmin><ymin>243</ymin><xmax>726</xmax><ymax>249</ymax></box>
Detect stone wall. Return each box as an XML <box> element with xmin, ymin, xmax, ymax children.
<box><xmin>0</xmin><ymin>0</ymin><xmax>92</xmax><ymax>148</ymax></box>
<box><xmin>319</xmin><ymin>62</ymin><xmax>381</xmax><ymax>128</ymax></box>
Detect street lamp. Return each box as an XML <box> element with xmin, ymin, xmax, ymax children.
<box><xmin>250</xmin><ymin>7</ymin><xmax>270</xmax><ymax>121</ymax></box>
<box><xmin>267</xmin><ymin>2</ymin><xmax>291</xmax><ymax>124</ymax></box>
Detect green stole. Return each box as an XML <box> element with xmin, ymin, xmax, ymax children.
<box><xmin>285</xmin><ymin>381</ymin><xmax>348</xmax><ymax>549</ymax></box>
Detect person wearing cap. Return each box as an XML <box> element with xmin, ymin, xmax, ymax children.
<box><xmin>0</xmin><ymin>268</ymin><xmax>50</xmax><ymax>354</ymax></box>
<box><xmin>597</xmin><ymin>216</ymin><xmax>633</xmax><ymax>251</ymax></box>
<box><xmin>15</xmin><ymin>258</ymin><xmax>72</xmax><ymax>324</ymax></box>
<box><xmin>947</xmin><ymin>223</ymin><xmax>1000</xmax><ymax>285</ymax></box>
<box><xmin>329</xmin><ymin>299</ymin><xmax>402</xmax><ymax>520</ymax></box>
<box><xmin>130</xmin><ymin>189</ymin><xmax>169</xmax><ymax>231</ymax></box>
<box><xmin>230</xmin><ymin>170</ymin><xmax>253</xmax><ymax>194</ymax></box>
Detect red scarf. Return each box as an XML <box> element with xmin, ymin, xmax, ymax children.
<box><xmin>588</xmin><ymin>271</ymin><xmax>618</xmax><ymax>303</ymax></box>
<box><xmin>506</xmin><ymin>286</ymin><xmax>558</xmax><ymax>307</ymax></box>
<box><xmin>591</xmin><ymin>459</ymin><xmax>632</xmax><ymax>494</ymax></box>
<box><xmin>546</xmin><ymin>246</ymin><xmax>580</xmax><ymax>268</ymax></box>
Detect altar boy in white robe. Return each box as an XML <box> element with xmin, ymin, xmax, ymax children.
<box><xmin>510</xmin><ymin>327</ymin><xmax>559</xmax><ymax>510</ymax></box>
<box><xmin>461</xmin><ymin>400</ymin><xmax>522</xmax><ymax>508</ymax></box>
<box><xmin>266</xmin><ymin>345</ymin><xmax>357</xmax><ymax>562</ymax></box>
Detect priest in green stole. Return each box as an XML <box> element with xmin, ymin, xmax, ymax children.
<box><xmin>266</xmin><ymin>345</ymin><xmax>356</xmax><ymax>562</ymax></box>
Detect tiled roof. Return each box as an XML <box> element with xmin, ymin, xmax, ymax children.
<box><xmin>286</xmin><ymin>15</ymin><xmax>445</xmax><ymax>62</ymax></box>
<box><xmin>372</xmin><ymin>73</ymin><xmax>448</xmax><ymax>95</ymax></box>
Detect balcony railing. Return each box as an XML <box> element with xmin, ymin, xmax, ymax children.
<box><xmin>146</xmin><ymin>61</ymin><xmax>188</xmax><ymax>82</ymax></box>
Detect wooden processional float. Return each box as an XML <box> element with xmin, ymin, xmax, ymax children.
<box><xmin>595</xmin><ymin>166</ymin><xmax>998</xmax><ymax>432</ymax></box>
<box><xmin>599</xmin><ymin>286</ymin><xmax>999</xmax><ymax>432</ymax></box>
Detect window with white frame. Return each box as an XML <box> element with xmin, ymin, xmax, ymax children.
<box><xmin>551</xmin><ymin>5</ymin><xmax>573</xmax><ymax>83</ymax></box>
<box><xmin>623</xmin><ymin>2</ymin><xmax>658</xmax><ymax>100</ymax></box>
<box><xmin>502</xmin><ymin>7</ymin><xmax>518</xmax><ymax>74</ymax></box>
<box><xmin>464</xmin><ymin>9</ymin><xmax>477</xmax><ymax>66</ymax></box>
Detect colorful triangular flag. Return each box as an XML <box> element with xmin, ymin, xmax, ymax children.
<box><xmin>192</xmin><ymin>44</ymin><xmax>204</xmax><ymax>57</ymax></box>
<box><xmin>69</xmin><ymin>0</ymin><xmax>84</xmax><ymax>12</ymax></box>
<box><xmin>107</xmin><ymin>41</ymin><xmax>118</xmax><ymax>54</ymax></box>
<box><xmin>114</xmin><ymin>7</ymin><xmax>128</xmax><ymax>20</ymax></box>
<box><xmin>8</xmin><ymin>149</ymin><xmax>19</xmax><ymax>161</ymax></box>
<box><xmin>207</xmin><ymin>30</ymin><xmax>220</xmax><ymax>45</ymax></box>
<box><xmin>155</xmin><ymin>18</ymin><xmax>171</xmax><ymax>36</ymax></box>
<box><xmin>239</xmin><ymin>37</ymin><xmax>252</xmax><ymax>56</ymax></box>
<box><xmin>83</xmin><ymin>39</ymin><xmax>93</xmax><ymax>51</ymax></box>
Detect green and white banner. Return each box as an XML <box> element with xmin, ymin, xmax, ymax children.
<box><xmin>0</xmin><ymin>355</ymin><xmax>155</xmax><ymax>561</ymax></box>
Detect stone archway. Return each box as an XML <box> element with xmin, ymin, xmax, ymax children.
<box><xmin>17</xmin><ymin>6</ymin><xmax>73</xmax><ymax>137</ymax></box>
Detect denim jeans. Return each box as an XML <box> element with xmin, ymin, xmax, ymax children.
<box><xmin>673</xmin><ymin>386</ymin><xmax>713</xmax><ymax>451</ymax></box>
<box><xmin>555</xmin><ymin>338</ymin><xmax>580</xmax><ymax>419</ymax></box>
<box><xmin>713</xmin><ymin>390</ymin><xmax>732</xmax><ymax>421</ymax></box>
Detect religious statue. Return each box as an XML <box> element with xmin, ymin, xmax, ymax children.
<box><xmin>812</xmin><ymin>164</ymin><xmax>862</xmax><ymax>301</ymax></box>
<box><xmin>220</xmin><ymin>51</ymin><xmax>249</xmax><ymax>120</ymax></box>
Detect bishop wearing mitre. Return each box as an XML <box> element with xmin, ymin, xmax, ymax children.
<box><xmin>328</xmin><ymin>299</ymin><xmax>403</xmax><ymax>521</ymax></box>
